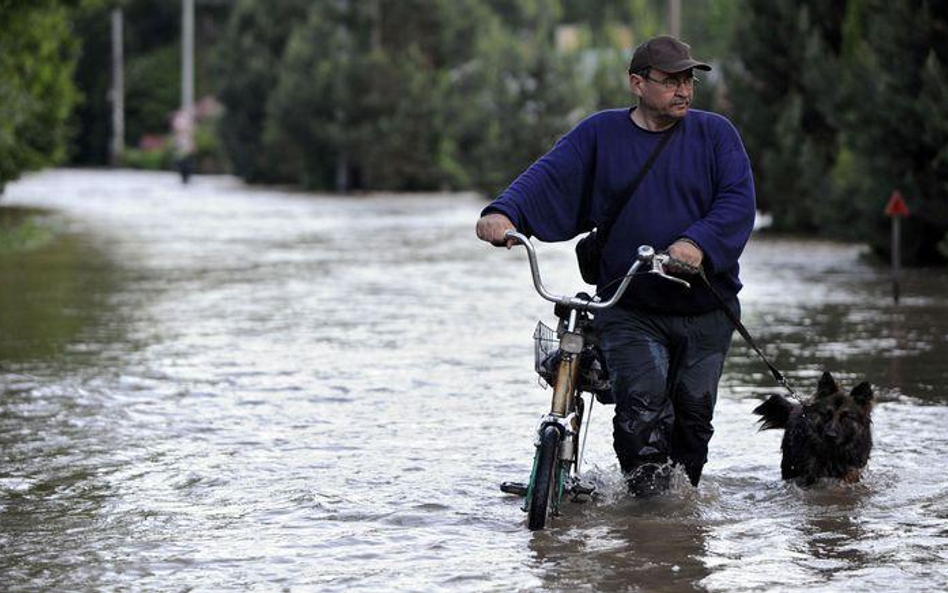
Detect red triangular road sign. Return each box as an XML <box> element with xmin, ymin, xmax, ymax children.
<box><xmin>885</xmin><ymin>190</ymin><xmax>909</xmax><ymax>217</ymax></box>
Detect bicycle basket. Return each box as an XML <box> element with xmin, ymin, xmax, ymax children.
<box><xmin>533</xmin><ymin>321</ymin><xmax>560</xmax><ymax>386</ymax></box>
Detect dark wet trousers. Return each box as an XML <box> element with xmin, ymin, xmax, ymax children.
<box><xmin>593</xmin><ymin>301</ymin><xmax>737</xmax><ymax>490</ymax></box>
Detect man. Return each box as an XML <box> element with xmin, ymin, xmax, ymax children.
<box><xmin>475</xmin><ymin>35</ymin><xmax>756</xmax><ymax>495</ymax></box>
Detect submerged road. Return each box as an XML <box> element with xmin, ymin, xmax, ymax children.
<box><xmin>2</xmin><ymin>169</ymin><xmax>947</xmax><ymax>591</ymax></box>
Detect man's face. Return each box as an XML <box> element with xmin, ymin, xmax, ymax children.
<box><xmin>630</xmin><ymin>68</ymin><xmax>695</xmax><ymax>120</ymax></box>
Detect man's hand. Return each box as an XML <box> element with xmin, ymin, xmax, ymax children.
<box><xmin>475</xmin><ymin>213</ymin><xmax>516</xmax><ymax>248</ymax></box>
<box><xmin>667</xmin><ymin>238</ymin><xmax>704</xmax><ymax>271</ymax></box>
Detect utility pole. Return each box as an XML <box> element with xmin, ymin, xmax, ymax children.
<box><xmin>370</xmin><ymin>0</ymin><xmax>381</xmax><ymax>51</ymax></box>
<box><xmin>175</xmin><ymin>0</ymin><xmax>196</xmax><ymax>183</ymax></box>
<box><xmin>182</xmin><ymin>0</ymin><xmax>194</xmax><ymax>123</ymax></box>
<box><xmin>668</xmin><ymin>0</ymin><xmax>681</xmax><ymax>38</ymax></box>
<box><xmin>110</xmin><ymin>8</ymin><xmax>124</xmax><ymax>165</ymax></box>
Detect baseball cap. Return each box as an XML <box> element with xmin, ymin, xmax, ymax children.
<box><xmin>628</xmin><ymin>35</ymin><xmax>711</xmax><ymax>74</ymax></box>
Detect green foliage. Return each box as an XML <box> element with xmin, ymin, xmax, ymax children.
<box><xmin>728</xmin><ymin>0</ymin><xmax>948</xmax><ymax>263</ymax></box>
<box><xmin>118</xmin><ymin>103</ymin><xmax>223</xmax><ymax>172</ymax></box>
<box><xmin>261</xmin><ymin>0</ymin><xmax>516</xmax><ymax>191</ymax></box>
<box><xmin>70</xmin><ymin>0</ymin><xmax>181</xmax><ymax>164</ymax></box>
<box><xmin>122</xmin><ymin>145</ymin><xmax>173</xmax><ymax>170</ymax></box>
<box><xmin>69</xmin><ymin>3</ymin><xmax>110</xmax><ymax>165</ymax></box>
<box><xmin>841</xmin><ymin>0</ymin><xmax>948</xmax><ymax>263</ymax></box>
<box><xmin>213</xmin><ymin>0</ymin><xmax>310</xmax><ymax>183</ymax></box>
<box><xmin>70</xmin><ymin>0</ymin><xmax>228</xmax><ymax>167</ymax></box>
<box><xmin>262</xmin><ymin>1</ymin><xmax>385</xmax><ymax>189</ymax></box>
<box><xmin>193</xmin><ymin>112</ymin><xmax>227</xmax><ymax>172</ymax></box>
<box><xmin>0</xmin><ymin>207</ymin><xmax>57</xmax><ymax>255</ymax></box>
<box><xmin>217</xmin><ymin>0</ymin><xmax>599</xmax><ymax>193</ymax></box>
<box><xmin>0</xmin><ymin>1</ymin><xmax>80</xmax><ymax>194</ymax></box>
<box><xmin>441</xmin><ymin>5</ymin><xmax>590</xmax><ymax>194</ymax></box>
<box><xmin>726</xmin><ymin>0</ymin><xmax>848</xmax><ymax>232</ymax></box>
<box><xmin>939</xmin><ymin>232</ymin><xmax>948</xmax><ymax>260</ymax></box>
<box><xmin>123</xmin><ymin>43</ymin><xmax>180</xmax><ymax>151</ymax></box>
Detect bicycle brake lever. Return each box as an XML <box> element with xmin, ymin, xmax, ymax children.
<box><xmin>651</xmin><ymin>253</ymin><xmax>693</xmax><ymax>289</ymax></box>
<box><xmin>652</xmin><ymin>271</ymin><xmax>691</xmax><ymax>289</ymax></box>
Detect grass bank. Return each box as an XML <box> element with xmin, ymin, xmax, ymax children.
<box><xmin>0</xmin><ymin>206</ymin><xmax>59</xmax><ymax>255</ymax></box>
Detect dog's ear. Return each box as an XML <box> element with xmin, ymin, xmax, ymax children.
<box><xmin>816</xmin><ymin>371</ymin><xmax>838</xmax><ymax>398</ymax></box>
<box><xmin>850</xmin><ymin>382</ymin><xmax>874</xmax><ymax>409</ymax></box>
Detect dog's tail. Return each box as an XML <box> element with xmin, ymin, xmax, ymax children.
<box><xmin>752</xmin><ymin>394</ymin><xmax>796</xmax><ymax>430</ymax></box>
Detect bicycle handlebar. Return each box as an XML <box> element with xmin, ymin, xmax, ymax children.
<box><xmin>504</xmin><ymin>230</ymin><xmax>691</xmax><ymax>311</ymax></box>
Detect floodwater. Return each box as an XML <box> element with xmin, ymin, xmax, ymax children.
<box><xmin>2</xmin><ymin>169</ymin><xmax>947</xmax><ymax>591</ymax></box>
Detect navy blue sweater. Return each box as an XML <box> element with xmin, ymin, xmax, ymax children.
<box><xmin>483</xmin><ymin>107</ymin><xmax>756</xmax><ymax>314</ymax></box>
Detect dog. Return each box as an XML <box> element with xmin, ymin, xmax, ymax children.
<box><xmin>753</xmin><ymin>372</ymin><xmax>874</xmax><ymax>485</ymax></box>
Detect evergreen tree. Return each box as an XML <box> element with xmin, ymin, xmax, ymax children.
<box><xmin>841</xmin><ymin>0</ymin><xmax>948</xmax><ymax>263</ymax></box>
<box><xmin>726</xmin><ymin>0</ymin><xmax>849</xmax><ymax>233</ymax></box>
<box><xmin>263</xmin><ymin>1</ymin><xmax>461</xmax><ymax>191</ymax></box>
<box><xmin>442</xmin><ymin>0</ymin><xmax>589</xmax><ymax>195</ymax></box>
<box><xmin>213</xmin><ymin>0</ymin><xmax>736</xmax><ymax>195</ymax></box>
<box><xmin>214</xmin><ymin>0</ymin><xmax>309</xmax><ymax>183</ymax></box>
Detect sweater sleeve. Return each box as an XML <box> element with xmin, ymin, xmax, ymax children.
<box><xmin>680</xmin><ymin>121</ymin><xmax>756</xmax><ymax>274</ymax></box>
<box><xmin>481</xmin><ymin>129</ymin><xmax>594</xmax><ymax>242</ymax></box>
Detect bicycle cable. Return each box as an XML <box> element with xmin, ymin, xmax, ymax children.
<box><xmin>591</xmin><ymin>250</ymin><xmax>693</xmax><ymax>301</ymax></box>
<box><xmin>591</xmin><ymin>269</ymin><xmax>650</xmax><ymax>302</ymax></box>
<box><xmin>577</xmin><ymin>393</ymin><xmax>593</xmax><ymax>473</ymax></box>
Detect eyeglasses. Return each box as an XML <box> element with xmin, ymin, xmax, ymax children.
<box><xmin>641</xmin><ymin>74</ymin><xmax>698</xmax><ymax>90</ymax></box>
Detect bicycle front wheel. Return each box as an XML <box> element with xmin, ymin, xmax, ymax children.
<box><xmin>528</xmin><ymin>424</ymin><xmax>561</xmax><ymax>531</ymax></box>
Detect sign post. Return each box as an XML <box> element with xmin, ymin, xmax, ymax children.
<box><xmin>884</xmin><ymin>190</ymin><xmax>909</xmax><ymax>304</ymax></box>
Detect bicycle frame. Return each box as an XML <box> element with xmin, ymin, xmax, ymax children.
<box><xmin>539</xmin><ymin>327</ymin><xmax>584</xmax><ymax>510</ymax></box>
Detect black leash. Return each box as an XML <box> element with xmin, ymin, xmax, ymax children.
<box><xmin>594</xmin><ymin>252</ymin><xmax>801</xmax><ymax>402</ymax></box>
<box><xmin>696</xmin><ymin>269</ymin><xmax>801</xmax><ymax>402</ymax></box>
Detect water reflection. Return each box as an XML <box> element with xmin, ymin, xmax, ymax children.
<box><xmin>796</xmin><ymin>491</ymin><xmax>871</xmax><ymax>575</ymax></box>
<box><xmin>733</xmin><ymin>237</ymin><xmax>948</xmax><ymax>403</ymax></box>
<box><xmin>530</xmin><ymin>493</ymin><xmax>711</xmax><ymax>592</ymax></box>
<box><xmin>0</xmin><ymin>206</ymin><xmax>126</xmax><ymax>364</ymax></box>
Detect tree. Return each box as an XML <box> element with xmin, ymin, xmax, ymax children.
<box><xmin>0</xmin><ymin>1</ymin><xmax>80</xmax><ymax>194</ymax></box>
<box><xmin>213</xmin><ymin>0</ymin><xmax>309</xmax><ymax>183</ymax></box>
<box><xmin>214</xmin><ymin>0</ymin><xmax>728</xmax><ymax>194</ymax></box>
<box><xmin>725</xmin><ymin>0</ymin><xmax>849</xmax><ymax>233</ymax></box>
<box><xmin>841</xmin><ymin>0</ymin><xmax>948</xmax><ymax>263</ymax></box>
<box><xmin>69</xmin><ymin>0</ymin><xmax>230</xmax><ymax>167</ymax></box>
<box><xmin>441</xmin><ymin>0</ymin><xmax>590</xmax><ymax>195</ymax></box>
<box><xmin>725</xmin><ymin>0</ymin><xmax>948</xmax><ymax>264</ymax></box>
<box><xmin>263</xmin><ymin>0</ymin><xmax>495</xmax><ymax>191</ymax></box>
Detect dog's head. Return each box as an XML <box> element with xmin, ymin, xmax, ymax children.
<box><xmin>805</xmin><ymin>371</ymin><xmax>874</xmax><ymax>447</ymax></box>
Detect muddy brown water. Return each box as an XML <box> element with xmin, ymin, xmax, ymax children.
<box><xmin>2</xmin><ymin>170</ymin><xmax>947</xmax><ymax>591</ymax></box>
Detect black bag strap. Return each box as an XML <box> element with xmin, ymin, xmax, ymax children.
<box><xmin>597</xmin><ymin>120</ymin><xmax>680</xmax><ymax>242</ymax></box>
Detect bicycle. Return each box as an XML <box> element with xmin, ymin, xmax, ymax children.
<box><xmin>499</xmin><ymin>230</ymin><xmax>691</xmax><ymax>530</ymax></box>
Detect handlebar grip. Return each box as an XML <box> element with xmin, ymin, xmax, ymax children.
<box><xmin>663</xmin><ymin>255</ymin><xmax>702</xmax><ymax>276</ymax></box>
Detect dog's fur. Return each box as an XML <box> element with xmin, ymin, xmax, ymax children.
<box><xmin>753</xmin><ymin>372</ymin><xmax>874</xmax><ymax>485</ymax></box>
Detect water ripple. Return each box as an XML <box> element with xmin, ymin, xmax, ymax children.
<box><xmin>2</xmin><ymin>170</ymin><xmax>948</xmax><ymax>591</ymax></box>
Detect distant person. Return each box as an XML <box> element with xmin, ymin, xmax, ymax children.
<box><xmin>475</xmin><ymin>35</ymin><xmax>756</xmax><ymax>495</ymax></box>
<box><xmin>171</xmin><ymin>108</ymin><xmax>195</xmax><ymax>184</ymax></box>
